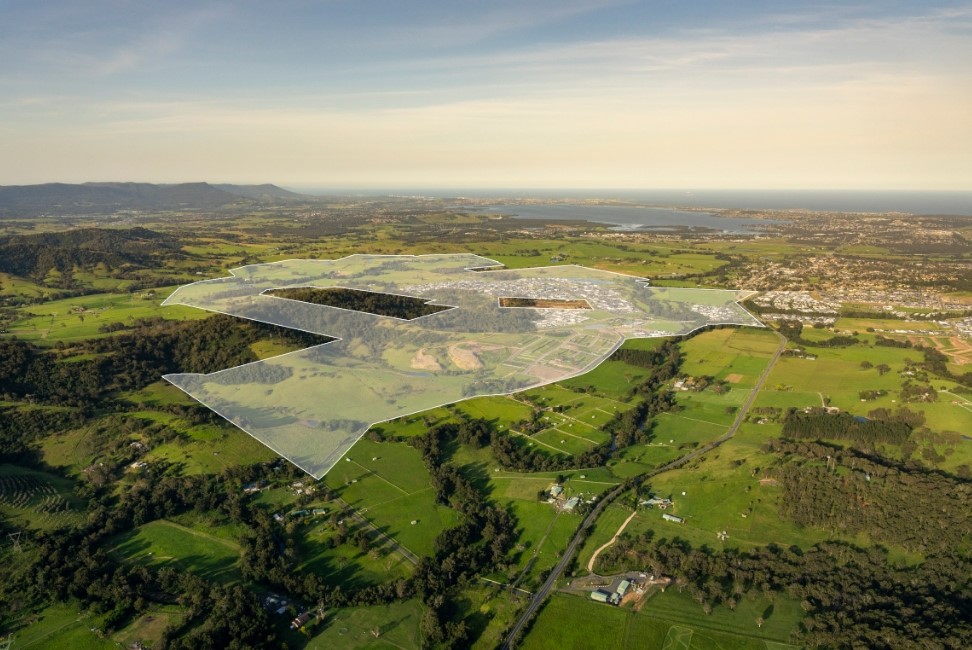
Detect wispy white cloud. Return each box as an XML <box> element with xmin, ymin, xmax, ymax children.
<box><xmin>8</xmin><ymin>3</ymin><xmax>231</xmax><ymax>78</ymax></box>
<box><xmin>1</xmin><ymin>2</ymin><xmax>970</xmax><ymax>188</ymax></box>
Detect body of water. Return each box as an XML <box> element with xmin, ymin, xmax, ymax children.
<box><xmin>601</xmin><ymin>190</ymin><xmax>972</xmax><ymax>216</ymax></box>
<box><xmin>482</xmin><ymin>204</ymin><xmax>769</xmax><ymax>232</ymax></box>
<box><xmin>296</xmin><ymin>187</ymin><xmax>972</xmax><ymax>217</ymax></box>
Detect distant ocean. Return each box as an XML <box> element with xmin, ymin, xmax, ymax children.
<box><xmin>297</xmin><ymin>188</ymin><xmax>972</xmax><ymax>217</ymax></box>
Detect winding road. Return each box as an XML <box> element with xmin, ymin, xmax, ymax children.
<box><xmin>502</xmin><ymin>331</ymin><xmax>786</xmax><ymax>648</ymax></box>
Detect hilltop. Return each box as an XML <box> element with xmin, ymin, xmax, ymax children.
<box><xmin>0</xmin><ymin>181</ymin><xmax>309</xmax><ymax>217</ymax></box>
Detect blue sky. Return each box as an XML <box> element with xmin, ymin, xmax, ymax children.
<box><xmin>1</xmin><ymin>1</ymin><xmax>970</xmax><ymax>188</ymax></box>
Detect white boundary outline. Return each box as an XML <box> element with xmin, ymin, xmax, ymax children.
<box><xmin>162</xmin><ymin>254</ymin><xmax>764</xmax><ymax>478</ymax></box>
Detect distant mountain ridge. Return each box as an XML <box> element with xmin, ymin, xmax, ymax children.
<box><xmin>212</xmin><ymin>183</ymin><xmax>305</xmax><ymax>200</ymax></box>
<box><xmin>0</xmin><ymin>182</ymin><xmax>308</xmax><ymax>217</ymax></box>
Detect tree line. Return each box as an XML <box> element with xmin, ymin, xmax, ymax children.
<box><xmin>596</xmin><ymin>534</ymin><xmax>971</xmax><ymax>650</ymax></box>
<box><xmin>0</xmin><ymin>315</ymin><xmax>330</xmax><ymax>406</ymax></box>
<box><xmin>781</xmin><ymin>408</ymin><xmax>912</xmax><ymax>446</ymax></box>
<box><xmin>765</xmin><ymin>438</ymin><xmax>972</xmax><ymax>555</ymax></box>
<box><xmin>777</xmin><ymin>320</ymin><xmax>858</xmax><ymax>348</ymax></box>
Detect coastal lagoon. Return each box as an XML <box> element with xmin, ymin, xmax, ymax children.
<box><xmin>483</xmin><ymin>203</ymin><xmax>770</xmax><ymax>232</ymax></box>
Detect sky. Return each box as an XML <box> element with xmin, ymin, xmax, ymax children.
<box><xmin>1</xmin><ymin>1</ymin><xmax>970</xmax><ymax>190</ymax></box>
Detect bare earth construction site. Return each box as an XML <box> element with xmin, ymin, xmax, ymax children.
<box><xmin>162</xmin><ymin>254</ymin><xmax>760</xmax><ymax>477</ymax></box>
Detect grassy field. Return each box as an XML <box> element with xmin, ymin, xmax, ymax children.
<box><xmin>522</xmin><ymin>592</ymin><xmax>802</xmax><ymax>650</ymax></box>
<box><xmin>296</xmin><ymin>517</ymin><xmax>415</xmax><ymax>589</ymax></box>
<box><xmin>600</xmin><ymin>328</ymin><xmax>779</xmax><ymax>480</ymax></box>
<box><xmin>322</xmin><ymin>437</ymin><xmax>461</xmax><ymax>558</ymax></box>
<box><xmin>454</xmin><ymin>395</ymin><xmax>536</xmax><ymax>429</ymax></box>
<box><xmin>0</xmin><ymin>272</ymin><xmax>64</xmax><ymax>299</ymax></box>
<box><xmin>141</xmin><ymin>424</ymin><xmax>278</xmax><ymax>475</ymax></box>
<box><xmin>109</xmin><ymin>519</ymin><xmax>243</xmax><ymax>583</ymax></box>
<box><xmin>559</xmin><ymin>358</ymin><xmax>657</xmax><ymax>400</ymax></box>
<box><xmin>460</xmin><ymin>583</ymin><xmax>533</xmax><ymax>650</ymax></box>
<box><xmin>112</xmin><ymin>606</ymin><xmax>185</xmax><ymax>649</ymax></box>
<box><xmin>305</xmin><ymin>599</ymin><xmax>423</xmax><ymax>649</ymax></box>
<box><xmin>679</xmin><ymin>327</ymin><xmax>781</xmax><ymax>388</ymax></box>
<box><xmin>611</xmin><ymin>422</ymin><xmax>834</xmax><ymax>555</ymax></box>
<box><xmin>500</xmin><ymin>501</ymin><xmax>581</xmax><ymax>587</ymax></box>
<box><xmin>37</xmin><ymin>405</ymin><xmax>277</xmax><ymax>478</ymax></box>
<box><xmin>758</xmin><ymin>332</ymin><xmax>972</xmax><ymax>471</ymax></box>
<box><xmin>574</xmin><ymin>501</ymin><xmax>638</xmax><ymax>573</ymax></box>
<box><xmin>7</xmin><ymin>287</ymin><xmax>209</xmax><ymax>343</ymax></box>
<box><xmin>3</xmin><ymin>602</ymin><xmax>115</xmax><ymax>650</ymax></box>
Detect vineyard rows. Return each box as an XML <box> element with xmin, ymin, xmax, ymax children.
<box><xmin>0</xmin><ymin>474</ymin><xmax>77</xmax><ymax>527</ymax></box>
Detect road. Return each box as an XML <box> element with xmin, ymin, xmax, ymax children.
<box><xmin>587</xmin><ymin>510</ymin><xmax>638</xmax><ymax>573</ymax></box>
<box><xmin>502</xmin><ymin>332</ymin><xmax>786</xmax><ymax>649</ymax></box>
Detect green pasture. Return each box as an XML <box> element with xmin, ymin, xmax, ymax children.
<box><xmin>0</xmin><ymin>272</ymin><xmax>61</xmax><ymax>299</ymax></box>
<box><xmin>142</xmin><ymin>424</ymin><xmax>277</xmax><ymax>475</ymax></box>
<box><xmin>522</xmin><ymin>592</ymin><xmax>802</xmax><ymax>650</ymax></box>
<box><xmin>323</xmin><ymin>437</ymin><xmax>461</xmax><ymax>557</ymax></box>
<box><xmin>296</xmin><ymin>517</ymin><xmax>414</xmax><ymax>589</ymax></box>
<box><xmin>445</xmin><ymin>438</ymin><xmax>619</xmax><ymax>583</ymax></box>
<box><xmin>834</xmin><ymin>316</ymin><xmax>944</xmax><ymax>333</ymax></box>
<box><xmin>110</xmin><ymin>519</ymin><xmax>243</xmax><ymax>583</ymax></box>
<box><xmin>613</xmin><ymin>422</ymin><xmax>832</xmax><ymax>553</ymax></box>
<box><xmin>461</xmin><ymin>583</ymin><xmax>532</xmax><ymax>650</ymax></box>
<box><xmin>700</xmin><ymin>238</ymin><xmax>810</xmax><ymax>259</ymax></box>
<box><xmin>250</xmin><ymin>338</ymin><xmax>312</xmax><ymax>360</ymax></box>
<box><xmin>482</xmin><ymin>239</ymin><xmax>727</xmax><ymax>279</ymax></box>
<box><xmin>763</xmin><ymin>344</ymin><xmax>972</xmax><ymax>436</ymax></box>
<box><xmin>371</xmin><ymin>407</ymin><xmax>454</xmax><ymax>438</ymax></box>
<box><xmin>69</xmin><ymin>268</ymin><xmax>140</xmax><ymax>292</ymax></box>
<box><xmin>305</xmin><ymin>599</ymin><xmax>423</xmax><ymax>650</ymax></box>
<box><xmin>121</xmin><ymin>380</ymin><xmax>197</xmax><ymax>407</ymax></box>
<box><xmin>641</xmin><ymin>589</ymin><xmax>803</xmax><ymax>648</ymax></box>
<box><xmin>112</xmin><ymin>606</ymin><xmax>185</xmax><ymax>649</ymax></box>
<box><xmin>679</xmin><ymin>327</ymin><xmax>780</xmax><ymax>387</ymax></box>
<box><xmin>609</xmin><ymin>443</ymin><xmax>689</xmax><ymax>478</ymax></box>
<box><xmin>522</xmin><ymin>593</ymin><xmax>628</xmax><ymax>650</ymax></box>
<box><xmin>3</xmin><ymin>602</ymin><xmax>115</xmax><ymax>650</ymax></box>
<box><xmin>532</xmin><ymin>427</ymin><xmax>601</xmax><ymax>456</ymax></box>
<box><xmin>672</xmin><ymin>388</ymin><xmax>747</xmax><ymax>425</ymax></box>
<box><xmin>7</xmin><ymin>288</ymin><xmax>208</xmax><ymax>343</ymax></box>
<box><xmin>573</xmin><ymin>501</ymin><xmax>637</xmax><ymax>573</ymax></box>
<box><xmin>253</xmin><ymin>486</ymin><xmax>299</xmax><ymax>508</ymax></box>
<box><xmin>452</xmin><ymin>395</ymin><xmax>536</xmax><ymax>430</ymax></box>
<box><xmin>40</xmin><ymin>425</ymin><xmax>106</xmax><ymax>476</ymax></box>
<box><xmin>499</xmin><ymin>501</ymin><xmax>581</xmax><ymax>588</ymax></box>
<box><xmin>560</xmin><ymin>359</ymin><xmax>657</xmax><ymax>399</ymax></box>
<box><xmin>620</xmin><ymin>338</ymin><xmax>667</xmax><ymax>352</ymax></box>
